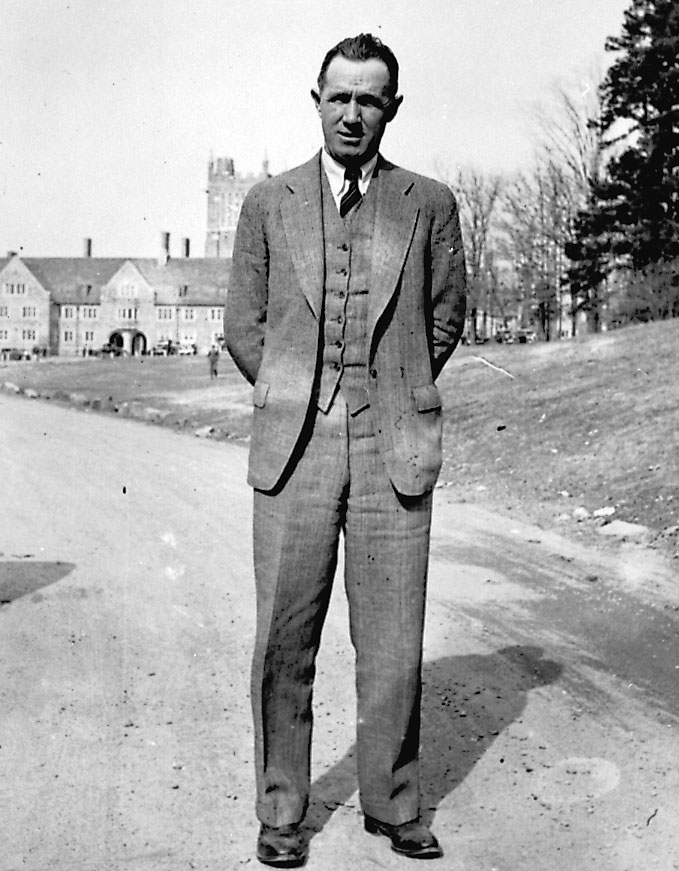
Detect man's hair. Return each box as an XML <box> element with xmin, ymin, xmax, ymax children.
<box><xmin>317</xmin><ymin>33</ymin><xmax>399</xmax><ymax>98</ymax></box>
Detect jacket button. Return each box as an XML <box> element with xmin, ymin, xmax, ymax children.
<box><xmin>370</xmin><ymin>369</ymin><xmax>377</xmax><ymax>379</ymax></box>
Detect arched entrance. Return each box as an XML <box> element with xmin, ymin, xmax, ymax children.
<box><xmin>131</xmin><ymin>331</ymin><xmax>147</xmax><ymax>356</ymax></box>
<box><xmin>108</xmin><ymin>331</ymin><xmax>124</xmax><ymax>350</ymax></box>
<box><xmin>107</xmin><ymin>330</ymin><xmax>147</xmax><ymax>356</ymax></box>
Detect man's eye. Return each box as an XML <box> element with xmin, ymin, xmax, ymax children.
<box><xmin>358</xmin><ymin>98</ymin><xmax>382</xmax><ymax>109</ymax></box>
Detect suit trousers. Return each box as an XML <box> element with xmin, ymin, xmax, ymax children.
<box><xmin>251</xmin><ymin>391</ymin><xmax>433</xmax><ymax>827</ymax></box>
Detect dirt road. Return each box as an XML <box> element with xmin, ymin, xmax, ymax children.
<box><xmin>1</xmin><ymin>394</ymin><xmax>677</xmax><ymax>870</ymax></box>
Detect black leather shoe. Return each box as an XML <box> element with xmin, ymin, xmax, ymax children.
<box><xmin>256</xmin><ymin>823</ymin><xmax>307</xmax><ymax>868</ymax></box>
<box><xmin>364</xmin><ymin>815</ymin><xmax>443</xmax><ymax>859</ymax></box>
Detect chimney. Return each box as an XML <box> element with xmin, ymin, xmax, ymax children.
<box><xmin>182</xmin><ymin>237</ymin><xmax>190</xmax><ymax>258</ymax></box>
<box><xmin>159</xmin><ymin>231</ymin><xmax>170</xmax><ymax>266</ymax></box>
<box><xmin>7</xmin><ymin>250</ymin><xmax>17</xmax><ymax>258</ymax></box>
<box><xmin>83</xmin><ymin>237</ymin><xmax>92</xmax><ymax>258</ymax></box>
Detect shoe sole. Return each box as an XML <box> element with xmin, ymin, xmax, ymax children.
<box><xmin>256</xmin><ymin>854</ymin><xmax>306</xmax><ymax>869</ymax></box>
<box><xmin>365</xmin><ymin>819</ymin><xmax>443</xmax><ymax>859</ymax></box>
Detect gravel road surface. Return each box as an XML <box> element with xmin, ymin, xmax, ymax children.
<box><xmin>1</xmin><ymin>394</ymin><xmax>677</xmax><ymax>870</ymax></box>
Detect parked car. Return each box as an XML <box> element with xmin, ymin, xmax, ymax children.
<box><xmin>97</xmin><ymin>343</ymin><xmax>125</xmax><ymax>356</ymax></box>
<box><xmin>151</xmin><ymin>340</ymin><xmax>177</xmax><ymax>356</ymax></box>
<box><xmin>178</xmin><ymin>342</ymin><xmax>197</xmax><ymax>356</ymax></box>
<box><xmin>516</xmin><ymin>328</ymin><xmax>537</xmax><ymax>343</ymax></box>
<box><xmin>6</xmin><ymin>348</ymin><xmax>31</xmax><ymax>361</ymax></box>
<box><xmin>494</xmin><ymin>329</ymin><xmax>515</xmax><ymax>344</ymax></box>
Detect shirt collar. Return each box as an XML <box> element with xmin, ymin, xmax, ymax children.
<box><xmin>321</xmin><ymin>149</ymin><xmax>379</xmax><ymax>198</ymax></box>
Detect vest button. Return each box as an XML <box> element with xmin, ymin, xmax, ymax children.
<box><xmin>370</xmin><ymin>369</ymin><xmax>377</xmax><ymax>379</ymax></box>
<box><xmin>339</xmin><ymin>243</ymin><xmax>348</xmax><ymax>251</ymax></box>
<box><xmin>337</xmin><ymin>316</ymin><xmax>343</xmax><ymax>324</ymax></box>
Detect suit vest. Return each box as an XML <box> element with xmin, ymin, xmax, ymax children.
<box><xmin>316</xmin><ymin>170</ymin><xmax>376</xmax><ymax>416</ymax></box>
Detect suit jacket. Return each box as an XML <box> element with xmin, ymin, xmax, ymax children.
<box><xmin>225</xmin><ymin>152</ymin><xmax>467</xmax><ymax>496</ymax></box>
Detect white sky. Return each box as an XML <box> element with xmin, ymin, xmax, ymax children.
<box><xmin>0</xmin><ymin>0</ymin><xmax>630</xmax><ymax>258</ymax></box>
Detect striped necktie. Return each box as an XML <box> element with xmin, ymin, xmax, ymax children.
<box><xmin>339</xmin><ymin>166</ymin><xmax>362</xmax><ymax>218</ymax></box>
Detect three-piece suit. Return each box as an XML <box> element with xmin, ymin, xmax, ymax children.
<box><xmin>225</xmin><ymin>151</ymin><xmax>466</xmax><ymax>829</ymax></box>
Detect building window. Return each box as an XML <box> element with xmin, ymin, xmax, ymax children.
<box><xmin>157</xmin><ymin>306</ymin><xmax>174</xmax><ymax>320</ymax></box>
<box><xmin>22</xmin><ymin>329</ymin><xmax>36</xmax><ymax>340</ymax></box>
<box><xmin>85</xmin><ymin>331</ymin><xmax>94</xmax><ymax>342</ymax></box>
<box><xmin>210</xmin><ymin>308</ymin><xmax>223</xmax><ymax>320</ymax></box>
<box><xmin>182</xmin><ymin>307</ymin><xmax>195</xmax><ymax>320</ymax></box>
<box><xmin>0</xmin><ymin>306</ymin><xmax>7</xmax><ymax>317</ymax></box>
<box><xmin>3</xmin><ymin>283</ymin><xmax>27</xmax><ymax>295</ymax></box>
<box><xmin>22</xmin><ymin>306</ymin><xmax>37</xmax><ymax>318</ymax></box>
<box><xmin>63</xmin><ymin>306</ymin><xmax>74</xmax><ymax>318</ymax></box>
<box><xmin>0</xmin><ymin>329</ymin><xmax>8</xmax><ymax>341</ymax></box>
<box><xmin>64</xmin><ymin>331</ymin><xmax>74</xmax><ymax>342</ymax></box>
<box><xmin>119</xmin><ymin>283</ymin><xmax>136</xmax><ymax>299</ymax></box>
<box><xmin>117</xmin><ymin>307</ymin><xmax>138</xmax><ymax>320</ymax></box>
<box><xmin>179</xmin><ymin>285</ymin><xmax>189</xmax><ymax>297</ymax></box>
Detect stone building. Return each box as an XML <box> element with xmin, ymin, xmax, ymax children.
<box><xmin>0</xmin><ymin>234</ymin><xmax>230</xmax><ymax>358</ymax></box>
<box><xmin>204</xmin><ymin>156</ymin><xmax>269</xmax><ymax>258</ymax></box>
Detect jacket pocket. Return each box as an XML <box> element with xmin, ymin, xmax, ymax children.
<box><xmin>253</xmin><ymin>380</ymin><xmax>270</xmax><ymax>408</ymax></box>
<box><xmin>412</xmin><ymin>383</ymin><xmax>442</xmax><ymax>413</ymax></box>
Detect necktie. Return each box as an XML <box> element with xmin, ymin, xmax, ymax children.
<box><xmin>339</xmin><ymin>167</ymin><xmax>362</xmax><ymax>218</ymax></box>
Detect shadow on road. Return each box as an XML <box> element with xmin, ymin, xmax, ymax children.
<box><xmin>0</xmin><ymin>560</ymin><xmax>76</xmax><ymax>604</ymax></box>
<box><xmin>306</xmin><ymin>645</ymin><xmax>562</xmax><ymax>836</ymax></box>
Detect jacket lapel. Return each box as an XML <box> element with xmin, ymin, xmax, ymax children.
<box><xmin>367</xmin><ymin>163</ymin><xmax>420</xmax><ymax>347</ymax></box>
<box><xmin>280</xmin><ymin>154</ymin><xmax>325</xmax><ymax>320</ymax></box>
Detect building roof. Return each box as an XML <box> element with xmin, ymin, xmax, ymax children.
<box><xmin>14</xmin><ymin>256</ymin><xmax>231</xmax><ymax>305</ymax></box>
<box><xmin>134</xmin><ymin>258</ymin><xmax>231</xmax><ymax>304</ymax></box>
<box><xmin>22</xmin><ymin>258</ymin><xmax>125</xmax><ymax>303</ymax></box>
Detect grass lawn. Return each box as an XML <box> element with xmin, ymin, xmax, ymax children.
<box><xmin>3</xmin><ymin>319</ymin><xmax>678</xmax><ymax>551</ymax></box>
<box><xmin>436</xmin><ymin>318</ymin><xmax>678</xmax><ymax>547</ymax></box>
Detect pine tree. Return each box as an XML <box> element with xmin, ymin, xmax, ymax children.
<box><xmin>567</xmin><ymin>0</ymin><xmax>679</xmax><ymax>324</ymax></box>
<box><xmin>600</xmin><ymin>0</ymin><xmax>679</xmax><ymax>268</ymax></box>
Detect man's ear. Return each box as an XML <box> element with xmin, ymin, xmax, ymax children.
<box><xmin>311</xmin><ymin>89</ymin><xmax>321</xmax><ymax>115</ymax></box>
<box><xmin>385</xmin><ymin>94</ymin><xmax>403</xmax><ymax>123</ymax></box>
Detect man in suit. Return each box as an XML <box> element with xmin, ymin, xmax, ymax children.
<box><xmin>226</xmin><ymin>33</ymin><xmax>466</xmax><ymax>867</ymax></box>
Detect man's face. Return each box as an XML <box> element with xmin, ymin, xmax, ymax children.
<box><xmin>312</xmin><ymin>56</ymin><xmax>402</xmax><ymax>168</ymax></box>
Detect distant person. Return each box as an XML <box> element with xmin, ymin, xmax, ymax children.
<box><xmin>208</xmin><ymin>345</ymin><xmax>220</xmax><ymax>379</ymax></box>
<box><xmin>226</xmin><ymin>33</ymin><xmax>466</xmax><ymax>867</ymax></box>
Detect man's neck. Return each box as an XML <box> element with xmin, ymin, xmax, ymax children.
<box><xmin>321</xmin><ymin>150</ymin><xmax>379</xmax><ymax>205</ymax></box>
<box><xmin>322</xmin><ymin>148</ymin><xmax>379</xmax><ymax>177</ymax></box>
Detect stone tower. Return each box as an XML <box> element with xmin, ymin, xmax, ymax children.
<box><xmin>204</xmin><ymin>156</ymin><xmax>270</xmax><ymax>258</ymax></box>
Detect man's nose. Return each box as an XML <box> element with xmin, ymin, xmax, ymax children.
<box><xmin>344</xmin><ymin>98</ymin><xmax>361</xmax><ymax>124</ymax></box>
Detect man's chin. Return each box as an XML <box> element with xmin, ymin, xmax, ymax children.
<box><xmin>330</xmin><ymin>142</ymin><xmax>370</xmax><ymax>164</ymax></box>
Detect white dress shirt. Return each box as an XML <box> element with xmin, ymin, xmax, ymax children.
<box><xmin>321</xmin><ymin>149</ymin><xmax>379</xmax><ymax>211</ymax></box>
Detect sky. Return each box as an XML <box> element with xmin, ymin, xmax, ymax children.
<box><xmin>0</xmin><ymin>0</ymin><xmax>631</xmax><ymax>258</ymax></box>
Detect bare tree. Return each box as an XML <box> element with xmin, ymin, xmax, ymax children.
<box><xmin>534</xmin><ymin>72</ymin><xmax>605</xmax><ymax>195</ymax></box>
<box><xmin>436</xmin><ymin>165</ymin><xmax>506</xmax><ymax>342</ymax></box>
<box><xmin>499</xmin><ymin>71</ymin><xmax>608</xmax><ymax>337</ymax></box>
